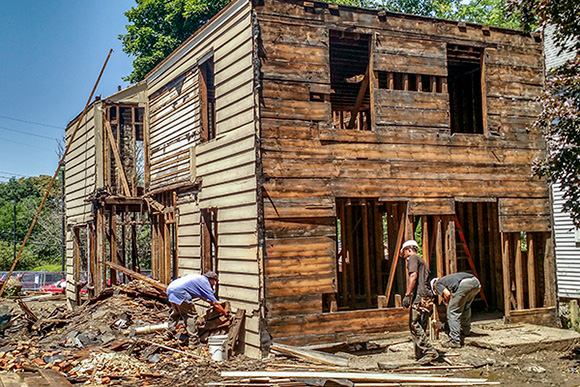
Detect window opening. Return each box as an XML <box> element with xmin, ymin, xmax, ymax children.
<box><xmin>447</xmin><ymin>45</ymin><xmax>484</xmax><ymax>134</ymax></box>
<box><xmin>330</xmin><ymin>30</ymin><xmax>371</xmax><ymax>130</ymax></box>
<box><xmin>201</xmin><ymin>208</ymin><xmax>218</xmax><ymax>292</ymax></box>
<box><xmin>199</xmin><ymin>56</ymin><xmax>216</xmax><ymax>142</ymax></box>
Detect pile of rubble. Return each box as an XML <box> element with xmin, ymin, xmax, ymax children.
<box><xmin>0</xmin><ymin>279</ymin><xmax>251</xmax><ymax>386</ymax></box>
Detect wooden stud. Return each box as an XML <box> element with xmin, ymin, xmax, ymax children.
<box><xmin>104</xmin><ymin>120</ymin><xmax>131</xmax><ymax>196</ymax></box>
<box><xmin>377</xmin><ymin>295</ymin><xmax>387</xmax><ymax>309</ymax></box>
<box><xmin>416</xmin><ymin>75</ymin><xmax>422</xmax><ymax>92</ymax></box>
<box><xmin>431</xmin><ymin>76</ymin><xmax>437</xmax><ymax>93</ymax></box>
<box><xmin>501</xmin><ymin>233</ymin><xmax>511</xmax><ymax>317</ymax></box>
<box><xmin>394</xmin><ymin>294</ymin><xmax>402</xmax><ymax>308</ymax></box>
<box><xmin>514</xmin><ymin>233</ymin><xmax>524</xmax><ymax>310</ymax></box>
<box><xmin>89</xmin><ymin>223</ymin><xmax>96</xmax><ymax>298</ymax></box>
<box><xmin>387</xmin><ymin>72</ymin><xmax>394</xmax><ymax>90</ymax></box>
<box><xmin>110</xmin><ymin>205</ymin><xmax>118</xmax><ymax>287</ymax></box>
<box><xmin>527</xmin><ymin>233</ymin><xmax>536</xmax><ymax>309</ymax></box>
<box><xmin>348</xmin><ymin>66</ymin><xmax>370</xmax><ymax>130</ymax></box>
<box><xmin>369</xmin><ymin>35</ymin><xmax>376</xmax><ymax>130</ymax></box>
<box><xmin>403</xmin><ymin>74</ymin><xmax>409</xmax><ymax>91</ymax></box>
<box><xmin>338</xmin><ymin>201</ymin><xmax>348</xmax><ymax>307</ymax></box>
<box><xmin>543</xmin><ymin>234</ymin><xmax>556</xmax><ymax>307</ymax></box>
<box><xmin>362</xmin><ymin>200</ymin><xmax>372</xmax><ymax>307</ymax></box>
<box><xmin>385</xmin><ymin>206</ymin><xmax>406</xmax><ymax>304</ymax></box>
<box><xmin>445</xmin><ymin>216</ymin><xmax>457</xmax><ymax>274</ymax></box>
<box><xmin>422</xmin><ymin>216</ymin><xmax>429</xmax><ymax>268</ymax></box>
<box><xmin>477</xmin><ymin>203</ymin><xmax>486</xmax><ymax>300</ymax></box>
<box><xmin>374</xmin><ymin>202</ymin><xmax>384</xmax><ymax>295</ymax></box>
<box><xmin>467</xmin><ymin>204</ymin><xmax>476</xmax><ymax>273</ymax></box>
<box><xmin>345</xmin><ymin>202</ymin><xmax>356</xmax><ymax>308</ymax></box>
<box><xmin>435</xmin><ymin>216</ymin><xmax>444</xmax><ymax>278</ymax></box>
<box><xmin>73</xmin><ymin>228</ymin><xmax>81</xmax><ymax>304</ymax></box>
<box><xmin>481</xmin><ymin>49</ymin><xmax>489</xmax><ymax>136</ymax></box>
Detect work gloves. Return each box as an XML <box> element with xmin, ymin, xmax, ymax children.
<box><xmin>402</xmin><ymin>294</ymin><xmax>411</xmax><ymax>308</ymax></box>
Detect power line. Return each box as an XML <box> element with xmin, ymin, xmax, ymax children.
<box><xmin>0</xmin><ymin>136</ymin><xmax>53</xmax><ymax>151</ymax></box>
<box><xmin>0</xmin><ymin>170</ymin><xmax>34</xmax><ymax>178</ymax></box>
<box><xmin>0</xmin><ymin>115</ymin><xmax>64</xmax><ymax>130</ymax></box>
<box><xmin>0</xmin><ymin>125</ymin><xmax>61</xmax><ymax>140</ymax></box>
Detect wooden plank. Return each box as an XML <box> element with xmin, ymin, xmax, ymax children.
<box><xmin>422</xmin><ymin>216</ymin><xmax>429</xmax><ymax>268</ymax></box>
<box><xmin>110</xmin><ymin>206</ymin><xmax>117</xmax><ymax>286</ymax></box>
<box><xmin>271</xmin><ymin>343</ymin><xmax>349</xmax><ymax>367</ymax></box>
<box><xmin>105</xmin><ymin>261</ymin><xmax>167</xmax><ymax>293</ymax></box>
<box><xmin>435</xmin><ymin>216</ymin><xmax>444</xmax><ymax>278</ymax></box>
<box><xmin>408</xmin><ymin>198</ymin><xmax>454</xmax><ymax>215</ymax></box>
<box><xmin>543</xmin><ymin>234</ymin><xmax>556</xmax><ymax>307</ymax></box>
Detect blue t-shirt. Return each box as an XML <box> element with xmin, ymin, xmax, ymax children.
<box><xmin>166</xmin><ymin>274</ymin><xmax>218</xmax><ymax>305</ymax></box>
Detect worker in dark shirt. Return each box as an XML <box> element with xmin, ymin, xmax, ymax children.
<box><xmin>430</xmin><ymin>272</ymin><xmax>481</xmax><ymax>348</ymax></box>
<box><xmin>401</xmin><ymin>240</ymin><xmax>438</xmax><ymax>364</ymax></box>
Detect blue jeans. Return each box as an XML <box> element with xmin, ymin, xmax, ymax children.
<box><xmin>447</xmin><ymin>277</ymin><xmax>481</xmax><ymax>343</ymax></box>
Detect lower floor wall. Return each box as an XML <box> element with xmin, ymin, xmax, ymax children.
<box><xmin>266</xmin><ymin>308</ymin><xmax>409</xmax><ymax>346</ymax></box>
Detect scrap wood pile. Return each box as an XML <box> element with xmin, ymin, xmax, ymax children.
<box><xmin>0</xmin><ymin>278</ymin><xmax>247</xmax><ymax>385</ymax></box>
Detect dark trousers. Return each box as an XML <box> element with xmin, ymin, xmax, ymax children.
<box><xmin>409</xmin><ymin>299</ymin><xmax>438</xmax><ymax>360</ymax></box>
<box><xmin>166</xmin><ymin>301</ymin><xmax>199</xmax><ymax>343</ymax></box>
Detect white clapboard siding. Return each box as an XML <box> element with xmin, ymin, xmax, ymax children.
<box><xmin>146</xmin><ymin>0</ymin><xmax>260</xmax><ymax>354</ymax></box>
<box><xmin>544</xmin><ymin>28</ymin><xmax>580</xmax><ymax>299</ymax></box>
<box><xmin>552</xmin><ymin>184</ymin><xmax>580</xmax><ymax>298</ymax></box>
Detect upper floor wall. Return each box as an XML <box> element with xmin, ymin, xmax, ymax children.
<box><xmin>256</xmin><ymin>0</ymin><xmax>550</xmax><ymax>232</ymax></box>
<box><xmin>145</xmin><ymin>0</ymin><xmax>256</xmax><ymax>193</ymax></box>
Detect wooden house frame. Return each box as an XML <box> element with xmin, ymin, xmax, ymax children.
<box><xmin>66</xmin><ymin>0</ymin><xmax>557</xmax><ymax>357</ymax></box>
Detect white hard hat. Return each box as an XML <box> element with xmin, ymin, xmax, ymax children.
<box><xmin>400</xmin><ymin>240</ymin><xmax>419</xmax><ymax>253</ymax></box>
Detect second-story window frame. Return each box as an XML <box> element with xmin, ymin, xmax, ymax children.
<box><xmin>199</xmin><ymin>54</ymin><xmax>216</xmax><ymax>142</ymax></box>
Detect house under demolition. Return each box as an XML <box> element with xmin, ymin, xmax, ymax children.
<box><xmin>65</xmin><ymin>0</ymin><xmax>555</xmax><ymax>358</ymax></box>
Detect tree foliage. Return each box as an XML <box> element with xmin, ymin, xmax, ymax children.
<box><xmin>120</xmin><ymin>0</ymin><xmax>230</xmax><ymax>83</ymax></box>
<box><xmin>121</xmin><ymin>0</ymin><xmax>519</xmax><ymax>83</ymax></box>
<box><xmin>0</xmin><ymin>176</ymin><xmax>64</xmax><ymax>270</ymax></box>
<box><xmin>509</xmin><ymin>0</ymin><xmax>580</xmax><ymax>224</ymax></box>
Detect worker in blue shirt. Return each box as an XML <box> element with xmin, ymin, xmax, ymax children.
<box><xmin>165</xmin><ymin>271</ymin><xmax>228</xmax><ymax>346</ymax></box>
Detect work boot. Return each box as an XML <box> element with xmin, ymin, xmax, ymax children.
<box><xmin>417</xmin><ymin>353</ymin><xmax>438</xmax><ymax>365</ymax></box>
<box><xmin>441</xmin><ymin>340</ymin><xmax>461</xmax><ymax>348</ymax></box>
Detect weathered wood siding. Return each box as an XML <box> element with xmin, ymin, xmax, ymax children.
<box><xmin>64</xmin><ymin>103</ymin><xmax>100</xmax><ymax>299</ymax></box>
<box><xmin>145</xmin><ymin>0</ymin><xmax>261</xmax><ymax>357</ymax></box>
<box><xmin>256</xmin><ymin>0</ymin><xmax>549</xmax><ymax>343</ymax></box>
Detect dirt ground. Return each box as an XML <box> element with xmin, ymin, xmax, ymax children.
<box><xmin>0</xmin><ymin>289</ymin><xmax>579</xmax><ymax>386</ymax></box>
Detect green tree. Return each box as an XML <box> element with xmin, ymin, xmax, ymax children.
<box><xmin>120</xmin><ymin>0</ymin><xmax>231</xmax><ymax>83</ymax></box>
<box><xmin>509</xmin><ymin>0</ymin><xmax>580</xmax><ymax>224</ymax></box>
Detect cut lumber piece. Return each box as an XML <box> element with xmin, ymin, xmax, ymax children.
<box><xmin>271</xmin><ymin>343</ymin><xmax>349</xmax><ymax>367</ymax></box>
<box><xmin>221</xmin><ymin>371</ymin><xmax>493</xmax><ymax>384</ymax></box>
<box><xmin>105</xmin><ymin>261</ymin><xmax>167</xmax><ymax>293</ymax></box>
<box><xmin>37</xmin><ymin>368</ymin><xmax>74</xmax><ymax>386</ymax></box>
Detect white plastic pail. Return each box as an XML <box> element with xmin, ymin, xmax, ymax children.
<box><xmin>208</xmin><ymin>334</ymin><xmax>228</xmax><ymax>361</ymax></box>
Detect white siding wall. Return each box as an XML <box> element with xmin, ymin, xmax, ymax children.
<box><xmin>146</xmin><ymin>0</ymin><xmax>262</xmax><ymax>357</ymax></box>
<box><xmin>544</xmin><ymin>25</ymin><xmax>580</xmax><ymax>298</ymax></box>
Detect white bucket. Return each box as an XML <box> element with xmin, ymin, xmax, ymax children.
<box><xmin>208</xmin><ymin>334</ymin><xmax>228</xmax><ymax>361</ymax></box>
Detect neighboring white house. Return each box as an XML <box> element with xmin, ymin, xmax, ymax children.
<box><xmin>544</xmin><ymin>24</ymin><xmax>580</xmax><ymax>299</ymax></box>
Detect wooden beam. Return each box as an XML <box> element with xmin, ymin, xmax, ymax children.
<box><xmin>73</xmin><ymin>228</ymin><xmax>81</xmax><ymax>304</ymax></box>
<box><xmin>527</xmin><ymin>233</ymin><xmax>536</xmax><ymax>309</ymax></box>
<box><xmin>501</xmin><ymin>233</ymin><xmax>511</xmax><ymax>317</ymax></box>
<box><xmin>373</xmin><ymin>202</ymin><xmax>384</xmax><ymax>294</ymax></box>
<box><xmin>445</xmin><ymin>216</ymin><xmax>456</xmax><ymax>274</ymax></box>
<box><xmin>104</xmin><ymin>120</ymin><xmax>131</xmax><ymax>197</ymax></box>
<box><xmin>347</xmin><ymin>66</ymin><xmax>370</xmax><ymax>129</ymax></box>
<box><xmin>543</xmin><ymin>234</ymin><xmax>556</xmax><ymax>307</ymax></box>
<box><xmin>385</xmin><ymin>206</ymin><xmax>406</xmax><ymax>304</ymax></box>
<box><xmin>422</xmin><ymin>216</ymin><xmax>429</xmax><ymax>268</ymax></box>
<box><xmin>110</xmin><ymin>206</ymin><xmax>117</xmax><ymax>287</ymax></box>
<box><xmin>362</xmin><ymin>200</ymin><xmax>372</xmax><ymax>307</ymax></box>
<box><xmin>105</xmin><ymin>261</ymin><xmax>167</xmax><ymax>293</ymax></box>
<box><xmin>514</xmin><ymin>233</ymin><xmax>524</xmax><ymax>310</ymax></box>
<box><xmin>435</xmin><ymin>216</ymin><xmax>444</xmax><ymax>279</ymax></box>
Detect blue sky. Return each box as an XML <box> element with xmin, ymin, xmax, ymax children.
<box><xmin>0</xmin><ymin>1</ymin><xmax>136</xmax><ymax>182</ymax></box>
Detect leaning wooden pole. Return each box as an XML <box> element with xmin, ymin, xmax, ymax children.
<box><xmin>0</xmin><ymin>49</ymin><xmax>113</xmax><ymax>297</ymax></box>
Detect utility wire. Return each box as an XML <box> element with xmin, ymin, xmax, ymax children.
<box><xmin>0</xmin><ymin>238</ymin><xmax>64</xmax><ymax>248</ymax></box>
<box><xmin>0</xmin><ymin>115</ymin><xmax>64</xmax><ymax>130</ymax></box>
<box><xmin>0</xmin><ymin>170</ymin><xmax>33</xmax><ymax>178</ymax></box>
<box><xmin>0</xmin><ymin>125</ymin><xmax>61</xmax><ymax>140</ymax></box>
<box><xmin>0</xmin><ymin>136</ymin><xmax>50</xmax><ymax>151</ymax></box>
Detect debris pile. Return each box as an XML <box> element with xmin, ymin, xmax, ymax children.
<box><xmin>0</xmin><ymin>279</ymin><xmax>248</xmax><ymax>385</ymax></box>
